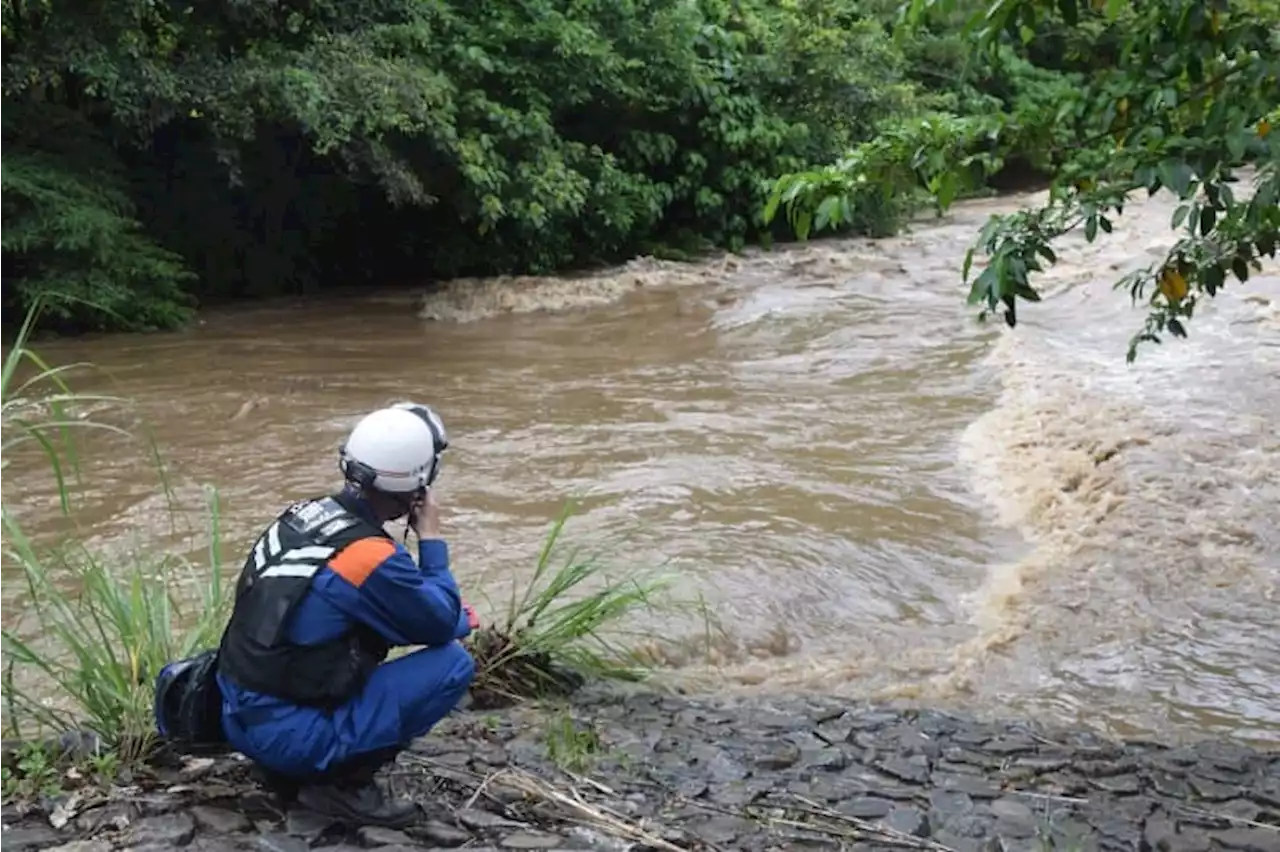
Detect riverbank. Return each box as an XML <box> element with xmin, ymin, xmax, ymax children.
<box><xmin>4</xmin><ymin>688</ymin><xmax>1276</xmax><ymax>852</ymax></box>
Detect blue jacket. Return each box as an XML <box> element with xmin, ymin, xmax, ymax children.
<box><xmin>216</xmin><ymin>493</ymin><xmax>472</xmax><ymax>718</ymax></box>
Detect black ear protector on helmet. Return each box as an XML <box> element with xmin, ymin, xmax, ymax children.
<box><xmin>338</xmin><ymin>403</ymin><xmax>450</xmax><ymax>496</ymax></box>
<box><xmin>399</xmin><ymin>402</ymin><xmax>449</xmax><ymax>488</ymax></box>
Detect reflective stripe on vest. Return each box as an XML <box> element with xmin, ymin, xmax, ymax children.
<box><xmin>249</xmin><ymin>519</ymin><xmax>354</xmax><ymax>581</ymax></box>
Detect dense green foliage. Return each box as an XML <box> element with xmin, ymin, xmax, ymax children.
<box><xmin>1</xmin><ymin>0</ymin><xmax>912</xmax><ymax>330</ymax></box>
<box><xmin>4</xmin><ymin>0</ymin><xmax>1125</xmax><ymax>333</ymax></box>
<box><xmin>769</xmin><ymin>0</ymin><xmax>1280</xmax><ymax>360</ymax></box>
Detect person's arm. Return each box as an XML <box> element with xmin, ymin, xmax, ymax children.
<box><xmin>421</xmin><ymin>537</ymin><xmax>480</xmax><ymax>641</ymax></box>
<box><xmin>313</xmin><ymin>536</ymin><xmax>463</xmax><ymax>647</ymax></box>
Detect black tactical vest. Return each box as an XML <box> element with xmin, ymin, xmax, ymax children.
<box><xmin>217</xmin><ymin>493</ymin><xmax>393</xmax><ymax>708</ymax></box>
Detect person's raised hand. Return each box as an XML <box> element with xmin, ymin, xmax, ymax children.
<box><xmin>410</xmin><ymin>489</ymin><xmax>441</xmax><ymax>539</ymax></box>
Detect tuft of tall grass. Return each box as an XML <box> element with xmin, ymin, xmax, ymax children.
<box><xmin>0</xmin><ymin>488</ymin><xmax>232</xmax><ymax>764</ymax></box>
<box><xmin>1</xmin><ymin>298</ymin><xmax>131</xmax><ymax>514</ymax></box>
<box><xmin>2</xmin><ymin>302</ymin><xmax>230</xmax><ymax>765</ymax></box>
<box><xmin>467</xmin><ymin>503</ymin><xmax>673</xmax><ymax>708</ymax></box>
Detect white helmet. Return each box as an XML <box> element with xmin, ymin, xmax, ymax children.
<box><xmin>338</xmin><ymin>402</ymin><xmax>449</xmax><ymax>493</ymax></box>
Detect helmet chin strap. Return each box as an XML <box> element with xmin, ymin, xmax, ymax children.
<box><xmin>396</xmin><ymin>486</ymin><xmax>427</xmax><ymax>545</ymax></box>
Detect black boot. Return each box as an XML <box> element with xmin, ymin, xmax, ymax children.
<box><xmin>253</xmin><ymin>767</ymin><xmax>301</xmax><ymax>805</ymax></box>
<box><xmin>295</xmin><ymin>777</ymin><xmax>418</xmax><ymax>828</ymax></box>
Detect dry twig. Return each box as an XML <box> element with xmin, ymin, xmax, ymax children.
<box><xmin>491</xmin><ymin>768</ymin><xmax>691</xmax><ymax>852</ymax></box>
<box><xmin>750</xmin><ymin>794</ymin><xmax>958</xmax><ymax>851</ymax></box>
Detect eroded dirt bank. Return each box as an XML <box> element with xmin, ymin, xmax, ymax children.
<box><xmin>4</xmin><ymin>690</ymin><xmax>1277</xmax><ymax>852</ymax></box>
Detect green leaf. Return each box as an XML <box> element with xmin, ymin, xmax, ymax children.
<box><xmin>1203</xmin><ymin>264</ymin><xmax>1226</xmax><ymax>295</ymax></box>
<box><xmin>1199</xmin><ymin>206</ymin><xmax>1216</xmax><ymax>237</ymax></box>
<box><xmin>1158</xmin><ymin>161</ymin><xmax>1196</xmax><ymax>197</ymax></box>
<box><xmin>814</xmin><ymin>196</ymin><xmax>841</xmax><ymax>232</ymax></box>
<box><xmin>1226</xmin><ymin>132</ymin><xmax>1247</xmax><ymax>162</ymax></box>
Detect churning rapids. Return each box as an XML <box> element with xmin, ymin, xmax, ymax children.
<box><xmin>5</xmin><ymin>188</ymin><xmax>1279</xmax><ymax>747</ymax></box>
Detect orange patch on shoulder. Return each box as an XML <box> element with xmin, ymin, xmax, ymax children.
<box><xmin>329</xmin><ymin>537</ymin><xmax>397</xmax><ymax>587</ymax></box>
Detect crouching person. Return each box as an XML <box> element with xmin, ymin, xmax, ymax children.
<box><xmin>214</xmin><ymin>403</ymin><xmax>477</xmax><ymax>826</ymax></box>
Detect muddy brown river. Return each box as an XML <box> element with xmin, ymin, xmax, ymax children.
<box><xmin>4</xmin><ymin>189</ymin><xmax>1279</xmax><ymax>746</ymax></box>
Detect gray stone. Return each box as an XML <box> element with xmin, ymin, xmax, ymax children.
<box><xmin>1187</xmin><ymin>775</ymin><xmax>1242</xmax><ymax>801</ymax></box>
<box><xmin>255</xmin><ymin>833</ymin><xmax>309</xmax><ymax>852</ymax></box>
<box><xmin>1211</xmin><ymin>828</ymin><xmax>1280</xmax><ymax>852</ymax></box>
<box><xmin>839</xmin><ymin>797</ymin><xmax>892</xmax><ymax>819</ymax></box>
<box><xmin>933</xmin><ymin>831</ymin><xmax>990</xmax><ymax>852</ymax></box>
<box><xmin>984</xmin><ymin>736</ymin><xmax>1038</xmax><ymax>756</ymax></box>
<box><xmin>705</xmin><ymin>751</ymin><xmax>748</xmax><ymax>783</ymax></box>
<box><xmin>884</xmin><ymin>806</ymin><xmax>929</xmax><ymax>837</ymax></box>
<box><xmin>121</xmin><ymin>812</ymin><xmax>196</xmax><ymax>848</ymax></box>
<box><xmin>456</xmin><ymin>809</ymin><xmax>527</xmax><ymax>831</ymax></box>
<box><xmin>3</xmin><ymin>823</ymin><xmax>61</xmax><ymax>851</ymax></box>
<box><xmin>1082</xmin><ymin>805</ymin><xmax>1143</xmax><ymax>849</ymax></box>
<box><xmin>356</xmin><ymin>826</ymin><xmax>414</xmax><ymax>847</ymax></box>
<box><xmin>846</xmin><ymin>710</ymin><xmax>903</xmax><ymax>732</ymax></box>
<box><xmin>187</xmin><ymin>840</ymin><xmax>253</xmax><ymax>852</ymax></box>
<box><xmin>190</xmin><ymin>805</ymin><xmax>252</xmax><ymax>834</ymax></box>
<box><xmin>707</xmin><ymin>782</ymin><xmax>762</xmax><ymax>807</ymax></box>
<box><xmin>1041</xmin><ymin>818</ymin><xmax>1096</xmax><ymax>852</ymax></box>
<box><xmin>413</xmin><ymin>819</ymin><xmax>472</xmax><ymax>847</ymax></box>
<box><xmin>753</xmin><ymin>743</ymin><xmax>800</xmax><ymax>771</ymax></box>
<box><xmin>944</xmin><ymin>747</ymin><xmax>1003</xmax><ymax>769</ymax></box>
<box><xmin>992</xmin><ymin>812</ymin><xmax>1038</xmax><ymax>841</ymax></box>
<box><xmin>1249</xmin><ymin>777</ymin><xmax>1280</xmax><ymax>808</ymax></box>
<box><xmin>1151</xmin><ymin>772</ymin><xmax>1192</xmax><ymax>797</ymax></box>
<box><xmin>928</xmin><ymin>789</ymin><xmax>976</xmax><ymax>828</ymax></box>
<box><xmin>1143</xmin><ymin>813</ymin><xmax>1211</xmax><ymax>852</ymax></box>
<box><xmin>1196</xmin><ymin>742</ymin><xmax>1253</xmax><ymax>774</ymax></box>
<box><xmin>687</xmin><ymin>815</ymin><xmax>755</xmax><ymax>845</ymax></box>
<box><xmin>431</xmin><ymin>751</ymin><xmax>473</xmax><ymax>767</ymax></box>
<box><xmin>950</xmin><ymin>726</ymin><xmax>994</xmax><ymax>746</ymax></box>
<box><xmin>877</xmin><ymin>755</ymin><xmax>931</xmax><ymax>784</ymax></box>
<box><xmin>804</xmin><ymin>747</ymin><xmax>851</xmax><ymax>772</ymax></box>
<box><xmin>499</xmin><ymin>830</ymin><xmax>567</xmax><ymax>849</ymax></box>
<box><xmin>933</xmin><ymin>773</ymin><xmax>1002</xmax><ymax>798</ymax></box>
<box><xmin>989</xmin><ymin>797</ymin><xmax>1035</xmax><ymax>825</ymax></box>
<box><xmin>1089</xmin><ymin>773</ymin><xmax>1142</xmax><ymax>794</ymax></box>
<box><xmin>675</xmin><ymin>778</ymin><xmax>708</xmax><ymax>798</ymax></box>
<box><xmin>74</xmin><ymin>802</ymin><xmax>136</xmax><ymax>835</ymax></box>
<box><xmin>40</xmin><ymin>842</ymin><xmax>112</xmax><ymax>852</ymax></box>
<box><xmin>1012</xmin><ymin>755</ymin><xmax>1068</xmax><ymax>772</ymax></box>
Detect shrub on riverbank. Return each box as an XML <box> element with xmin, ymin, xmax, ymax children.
<box><xmin>2</xmin><ymin>0</ymin><xmax>1097</xmax><ymax>334</ymax></box>
<box><xmin>468</xmin><ymin>505</ymin><xmax>673</xmax><ymax>709</ymax></box>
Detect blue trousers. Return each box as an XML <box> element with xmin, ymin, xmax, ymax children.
<box><xmin>222</xmin><ymin>642</ymin><xmax>475</xmax><ymax>780</ymax></box>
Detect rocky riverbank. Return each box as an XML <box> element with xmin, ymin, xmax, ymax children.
<box><xmin>4</xmin><ymin>690</ymin><xmax>1277</xmax><ymax>852</ymax></box>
